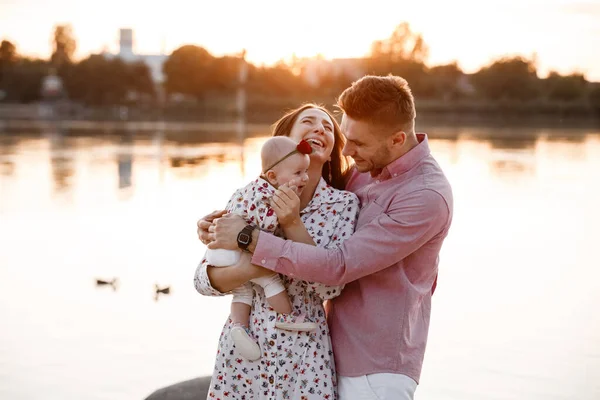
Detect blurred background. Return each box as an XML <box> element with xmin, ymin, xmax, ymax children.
<box><xmin>1</xmin><ymin>0</ymin><xmax>599</xmax><ymax>399</ymax></box>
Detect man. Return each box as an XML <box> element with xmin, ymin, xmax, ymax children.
<box><xmin>198</xmin><ymin>75</ymin><xmax>453</xmax><ymax>399</ymax></box>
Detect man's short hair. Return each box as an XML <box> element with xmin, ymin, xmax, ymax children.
<box><xmin>337</xmin><ymin>75</ymin><xmax>416</xmax><ymax>134</ymax></box>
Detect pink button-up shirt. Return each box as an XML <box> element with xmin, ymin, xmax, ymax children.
<box><xmin>252</xmin><ymin>134</ymin><xmax>453</xmax><ymax>383</ymax></box>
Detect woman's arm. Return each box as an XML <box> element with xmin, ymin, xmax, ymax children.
<box><xmin>194</xmin><ymin>189</ymin><xmax>250</xmax><ymax>295</ymax></box>
<box><xmin>206</xmin><ymin>252</ymin><xmax>271</xmax><ymax>293</ymax></box>
<box><xmin>195</xmin><ymin>249</ymin><xmax>274</xmax><ymax>296</ymax></box>
<box><xmin>194</xmin><ymin>257</ymin><xmax>230</xmax><ymax>297</ymax></box>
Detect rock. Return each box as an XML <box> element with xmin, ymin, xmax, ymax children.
<box><xmin>144</xmin><ymin>376</ymin><xmax>211</xmax><ymax>400</ymax></box>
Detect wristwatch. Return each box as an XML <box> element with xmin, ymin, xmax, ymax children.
<box><xmin>237</xmin><ymin>225</ymin><xmax>256</xmax><ymax>251</ymax></box>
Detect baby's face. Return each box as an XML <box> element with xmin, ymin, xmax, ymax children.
<box><xmin>271</xmin><ymin>153</ymin><xmax>310</xmax><ymax>195</ymax></box>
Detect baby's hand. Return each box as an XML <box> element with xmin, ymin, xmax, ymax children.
<box><xmin>271</xmin><ymin>183</ymin><xmax>301</xmax><ymax>227</ymax></box>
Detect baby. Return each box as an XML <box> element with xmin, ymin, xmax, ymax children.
<box><xmin>204</xmin><ymin>136</ymin><xmax>316</xmax><ymax>361</ymax></box>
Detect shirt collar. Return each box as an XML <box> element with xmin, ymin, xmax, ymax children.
<box><xmin>376</xmin><ymin>133</ymin><xmax>430</xmax><ymax>180</ymax></box>
<box><xmin>302</xmin><ymin>177</ymin><xmax>337</xmax><ymax>213</ymax></box>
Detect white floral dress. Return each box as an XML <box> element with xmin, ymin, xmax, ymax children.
<box><xmin>195</xmin><ymin>178</ymin><xmax>359</xmax><ymax>400</ymax></box>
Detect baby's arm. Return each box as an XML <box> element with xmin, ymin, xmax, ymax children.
<box><xmin>280</xmin><ymin>221</ymin><xmax>315</xmax><ymax>246</ymax></box>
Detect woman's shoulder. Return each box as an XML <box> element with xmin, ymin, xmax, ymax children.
<box><xmin>310</xmin><ymin>178</ymin><xmax>359</xmax><ymax>208</ymax></box>
<box><xmin>330</xmin><ymin>186</ymin><xmax>358</xmax><ymax>201</ymax></box>
<box><xmin>325</xmin><ymin>182</ymin><xmax>359</xmax><ymax>203</ymax></box>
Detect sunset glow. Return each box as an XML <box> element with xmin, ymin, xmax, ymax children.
<box><xmin>2</xmin><ymin>0</ymin><xmax>600</xmax><ymax>79</ymax></box>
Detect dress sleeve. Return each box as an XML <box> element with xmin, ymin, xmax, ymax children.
<box><xmin>193</xmin><ymin>188</ymin><xmax>245</xmax><ymax>297</ymax></box>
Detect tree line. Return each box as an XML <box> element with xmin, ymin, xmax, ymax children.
<box><xmin>1</xmin><ymin>23</ymin><xmax>599</xmax><ymax>112</ymax></box>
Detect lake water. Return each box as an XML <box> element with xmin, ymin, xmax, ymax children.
<box><xmin>0</xmin><ymin>123</ymin><xmax>599</xmax><ymax>400</ymax></box>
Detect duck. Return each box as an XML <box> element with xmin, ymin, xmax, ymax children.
<box><xmin>95</xmin><ymin>278</ymin><xmax>119</xmax><ymax>291</ymax></box>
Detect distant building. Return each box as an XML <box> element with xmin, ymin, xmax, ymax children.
<box><xmin>41</xmin><ymin>69</ymin><xmax>64</xmax><ymax>99</ymax></box>
<box><xmin>103</xmin><ymin>28</ymin><xmax>168</xmax><ymax>83</ymax></box>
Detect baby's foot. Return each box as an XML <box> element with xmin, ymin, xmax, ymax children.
<box><xmin>230</xmin><ymin>324</ymin><xmax>261</xmax><ymax>361</ymax></box>
<box><xmin>275</xmin><ymin>313</ymin><xmax>318</xmax><ymax>332</ymax></box>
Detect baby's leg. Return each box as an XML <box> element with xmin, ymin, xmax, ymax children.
<box><xmin>230</xmin><ymin>302</ymin><xmax>251</xmax><ymax>327</ymax></box>
<box><xmin>230</xmin><ymin>283</ymin><xmax>261</xmax><ymax>360</ymax></box>
<box><xmin>205</xmin><ymin>249</ymin><xmax>241</xmax><ymax>267</ymax></box>
<box><xmin>251</xmin><ymin>274</ymin><xmax>292</xmax><ymax>314</ymax></box>
<box><xmin>230</xmin><ymin>282</ymin><xmax>253</xmax><ymax>326</ymax></box>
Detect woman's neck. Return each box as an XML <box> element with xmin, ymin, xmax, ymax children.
<box><xmin>299</xmin><ymin>163</ymin><xmax>323</xmax><ymax>210</ymax></box>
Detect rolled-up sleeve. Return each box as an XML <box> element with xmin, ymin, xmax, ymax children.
<box><xmin>194</xmin><ymin>256</ymin><xmax>230</xmax><ymax>297</ymax></box>
<box><xmin>193</xmin><ymin>189</ymin><xmax>244</xmax><ymax>297</ymax></box>
<box><xmin>252</xmin><ymin>189</ymin><xmax>450</xmax><ymax>286</ymax></box>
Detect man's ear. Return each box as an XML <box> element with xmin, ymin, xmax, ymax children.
<box><xmin>391</xmin><ymin>130</ymin><xmax>407</xmax><ymax>147</ymax></box>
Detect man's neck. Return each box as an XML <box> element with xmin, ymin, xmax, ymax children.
<box><xmin>370</xmin><ymin>133</ymin><xmax>420</xmax><ymax>178</ymax></box>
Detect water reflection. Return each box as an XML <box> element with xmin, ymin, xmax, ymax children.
<box><xmin>47</xmin><ymin>126</ymin><xmax>75</xmax><ymax>192</ymax></box>
<box><xmin>170</xmin><ymin>154</ymin><xmax>214</xmax><ymax>168</ymax></box>
<box><xmin>0</xmin><ymin>135</ymin><xmax>17</xmax><ymax>177</ymax></box>
<box><xmin>1</xmin><ymin>125</ymin><xmax>599</xmax><ymax>400</ymax></box>
<box><xmin>117</xmin><ymin>132</ymin><xmax>133</xmax><ymax>190</ymax></box>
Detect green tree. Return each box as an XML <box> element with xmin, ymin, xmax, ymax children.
<box><xmin>365</xmin><ymin>22</ymin><xmax>429</xmax><ymax>96</ymax></box>
<box><xmin>471</xmin><ymin>56</ymin><xmax>540</xmax><ymax>101</ymax></box>
<box><xmin>51</xmin><ymin>24</ymin><xmax>76</xmax><ymax>69</ymax></box>
<box><xmin>128</xmin><ymin>60</ymin><xmax>156</xmax><ymax>99</ymax></box>
<box><xmin>210</xmin><ymin>55</ymin><xmax>244</xmax><ymax>92</ymax></box>
<box><xmin>589</xmin><ymin>84</ymin><xmax>600</xmax><ymax>111</ymax></box>
<box><xmin>544</xmin><ymin>72</ymin><xmax>587</xmax><ymax>101</ymax></box>
<box><xmin>163</xmin><ymin>45</ymin><xmax>216</xmax><ymax>100</ymax></box>
<box><xmin>64</xmin><ymin>55</ymin><xmax>131</xmax><ymax>105</ymax></box>
<box><xmin>369</xmin><ymin>22</ymin><xmax>429</xmax><ymax>64</ymax></box>
<box><xmin>428</xmin><ymin>62</ymin><xmax>465</xmax><ymax>99</ymax></box>
<box><xmin>0</xmin><ymin>40</ymin><xmax>18</xmax><ymax>91</ymax></box>
<box><xmin>249</xmin><ymin>62</ymin><xmax>307</xmax><ymax>97</ymax></box>
<box><xmin>2</xmin><ymin>58</ymin><xmax>48</xmax><ymax>102</ymax></box>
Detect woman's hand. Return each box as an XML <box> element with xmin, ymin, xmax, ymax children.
<box><xmin>197</xmin><ymin>209</ymin><xmax>226</xmax><ymax>245</ymax></box>
<box><xmin>270</xmin><ymin>182</ymin><xmax>302</xmax><ymax>228</ymax></box>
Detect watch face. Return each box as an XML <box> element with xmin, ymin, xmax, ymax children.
<box><xmin>238</xmin><ymin>232</ymin><xmax>250</xmax><ymax>244</ymax></box>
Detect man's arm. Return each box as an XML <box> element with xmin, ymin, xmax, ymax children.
<box><xmin>251</xmin><ymin>189</ymin><xmax>450</xmax><ymax>285</ymax></box>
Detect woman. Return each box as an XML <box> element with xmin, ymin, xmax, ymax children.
<box><xmin>194</xmin><ymin>104</ymin><xmax>359</xmax><ymax>399</ymax></box>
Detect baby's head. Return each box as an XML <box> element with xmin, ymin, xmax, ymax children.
<box><xmin>261</xmin><ymin>136</ymin><xmax>311</xmax><ymax>195</ymax></box>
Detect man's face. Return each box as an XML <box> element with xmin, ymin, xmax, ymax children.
<box><xmin>341</xmin><ymin>115</ymin><xmax>391</xmax><ymax>174</ymax></box>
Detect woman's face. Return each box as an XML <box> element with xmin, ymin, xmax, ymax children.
<box><xmin>287</xmin><ymin>108</ymin><xmax>335</xmax><ymax>167</ymax></box>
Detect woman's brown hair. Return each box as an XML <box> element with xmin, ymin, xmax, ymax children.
<box><xmin>271</xmin><ymin>103</ymin><xmax>352</xmax><ymax>190</ymax></box>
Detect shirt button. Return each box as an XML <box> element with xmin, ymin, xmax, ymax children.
<box><xmin>261</xmin><ymin>259</ymin><xmax>266</xmax><ymax>265</ymax></box>
<box><xmin>375</xmin><ymin>180</ymin><xmax>380</xmax><ymax>184</ymax></box>
<box><xmin>393</xmin><ymin>173</ymin><xmax>397</xmax><ymax>177</ymax></box>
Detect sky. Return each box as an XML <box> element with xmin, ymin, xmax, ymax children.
<box><xmin>1</xmin><ymin>0</ymin><xmax>600</xmax><ymax>80</ymax></box>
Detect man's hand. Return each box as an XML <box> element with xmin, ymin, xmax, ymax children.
<box><xmin>270</xmin><ymin>182</ymin><xmax>302</xmax><ymax>228</ymax></box>
<box><xmin>197</xmin><ymin>210</ymin><xmax>227</xmax><ymax>245</ymax></box>
<box><xmin>208</xmin><ymin>213</ymin><xmax>247</xmax><ymax>250</ymax></box>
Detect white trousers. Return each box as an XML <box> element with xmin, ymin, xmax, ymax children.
<box><xmin>205</xmin><ymin>249</ymin><xmax>285</xmax><ymax>304</ymax></box>
<box><xmin>338</xmin><ymin>373</ymin><xmax>417</xmax><ymax>400</ymax></box>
